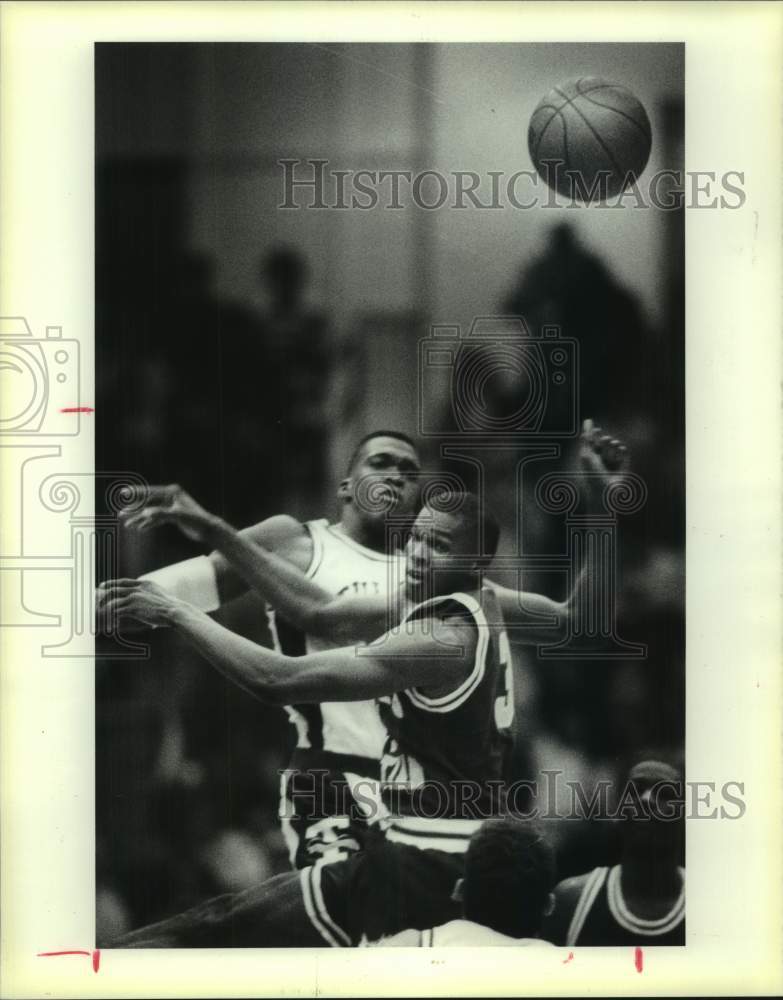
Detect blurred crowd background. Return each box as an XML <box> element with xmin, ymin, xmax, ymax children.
<box><xmin>95</xmin><ymin>43</ymin><xmax>684</xmax><ymax>940</ymax></box>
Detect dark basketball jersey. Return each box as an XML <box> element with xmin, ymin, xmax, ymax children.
<box><xmin>546</xmin><ymin>865</ymin><xmax>685</xmax><ymax>946</ymax></box>
<box><xmin>376</xmin><ymin>586</ymin><xmax>515</xmax><ymax>852</ymax></box>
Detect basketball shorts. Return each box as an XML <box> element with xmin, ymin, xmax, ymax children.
<box><xmin>280</xmin><ymin>751</ymin><xmax>380</xmax><ymax>870</ymax></box>
<box><xmin>301</xmin><ymin>825</ymin><xmax>463</xmax><ymax>946</ymax></box>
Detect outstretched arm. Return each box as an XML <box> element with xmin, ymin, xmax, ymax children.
<box><xmin>207</xmin><ymin>518</ymin><xmax>394</xmax><ymax>644</ymax></box>
<box><xmin>489</xmin><ymin>419</ymin><xmax>629</xmax><ymax>644</ymax></box>
<box><xmin>120</xmin><ymin>485</ymin><xmax>393</xmax><ymax>643</ymax></box>
<box><xmin>98</xmin><ymin>579</ymin><xmax>473</xmax><ymax>705</ymax></box>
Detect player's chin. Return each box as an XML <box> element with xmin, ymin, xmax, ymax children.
<box><xmin>404</xmin><ymin>574</ymin><xmax>429</xmax><ymax>602</ymax></box>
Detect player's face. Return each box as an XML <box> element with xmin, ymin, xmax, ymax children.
<box><xmin>348</xmin><ymin>437</ymin><xmax>422</xmax><ymax>524</ymax></box>
<box><xmin>404</xmin><ymin>507</ymin><xmax>478</xmax><ymax>601</ymax></box>
<box><xmin>624</xmin><ymin>762</ymin><xmax>684</xmax><ymax>850</ymax></box>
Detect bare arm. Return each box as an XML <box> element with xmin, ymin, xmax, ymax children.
<box><xmin>207</xmin><ymin>515</ymin><xmax>310</xmax><ymax>603</ymax></box>
<box><xmin>98</xmin><ymin>580</ymin><xmax>473</xmax><ymax>705</ymax></box>
<box><xmin>488</xmin><ymin>419</ymin><xmax>628</xmax><ymax>646</ymax></box>
<box><xmin>121</xmin><ymin>485</ymin><xmax>393</xmax><ymax>642</ymax></box>
<box><xmin>209</xmin><ymin>519</ymin><xmax>395</xmax><ymax>644</ymax></box>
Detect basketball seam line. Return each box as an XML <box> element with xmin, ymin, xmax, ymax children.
<box><xmin>576</xmin><ymin>80</ymin><xmax>652</xmax><ymax>142</ymax></box>
<box><xmin>533</xmin><ymin>107</ymin><xmax>567</xmax><ymax>168</ymax></box>
<box><xmin>554</xmin><ymin>80</ymin><xmax>630</xmax><ymax>111</ymax></box>
<box><xmin>530</xmin><ymin>85</ymin><xmax>629</xmax><ymax>152</ymax></box>
<box><xmin>553</xmin><ymin>84</ymin><xmax>624</xmax><ymax>180</ymax></box>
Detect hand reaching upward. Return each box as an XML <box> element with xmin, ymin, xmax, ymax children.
<box><xmin>120</xmin><ymin>484</ymin><xmax>222</xmax><ymax>546</ymax></box>
<box><xmin>578</xmin><ymin>418</ymin><xmax>630</xmax><ymax>511</ymax></box>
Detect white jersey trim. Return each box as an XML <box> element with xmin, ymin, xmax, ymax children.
<box><xmin>300</xmin><ymin>861</ymin><xmax>351</xmax><ymax>947</ymax></box>
<box><xmin>406</xmin><ymin>592</ymin><xmax>489</xmax><ymax>714</ymax></box>
<box><xmin>384</xmin><ymin>816</ymin><xmax>483</xmax><ymax>853</ymax></box>
<box><xmin>566</xmin><ymin>866</ymin><xmax>608</xmax><ymax>946</ymax></box>
<box><xmin>606</xmin><ymin>864</ymin><xmax>685</xmax><ymax>936</ymax></box>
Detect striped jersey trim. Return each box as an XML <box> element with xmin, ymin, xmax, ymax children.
<box><xmin>405</xmin><ymin>592</ymin><xmax>489</xmax><ymax>714</ymax></box>
<box><xmin>385</xmin><ymin>816</ymin><xmax>483</xmax><ymax>853</ymax></box>
<box><xmin>566</xmin><ymin>866</ymin><xmax>608</xmax><ymax>946</ymax></box>
<box><xmin>300</xmin><ymin>861</ymin><xmax>351</xmax><ymax>948</ymax></box>
<box><xmin>606</xmin><ymin>864</ymin><xmax>685</xmax><ymax>936</ymax></box>
<box><xmin>305</xmin><ymin>519</ymin><xmax>328</xmax><ymax>579</ymax></box>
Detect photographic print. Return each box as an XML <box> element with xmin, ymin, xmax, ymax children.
<box><xmin>93</xmin><ymin>40</ymin><xmax>687</xmax><ymax>953</ymax></box>
<box><xmin>1</xmin><ymin>4</ymin><xmax>781</xmax><ymax>998</ymax></box>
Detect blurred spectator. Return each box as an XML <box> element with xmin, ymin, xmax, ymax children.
<box><xmin>257</xmin><ymin>246</ymin><xmax>332</xmax><ymax>517</ymax></box>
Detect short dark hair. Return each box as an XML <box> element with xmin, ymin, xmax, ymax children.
<box><xmin>462</xmin><ymin>819</ymin><xmax>556</xmax><ymax>938</ymax></box>
<box><xmin>425</xmin><ymin>489</ymin><xmax>500</xmax><ymax>561</ymax></box>
<box><xmin>346</xmin><ymin>430</ymin><xmax>419</xmax><ymax>474</ymax></box>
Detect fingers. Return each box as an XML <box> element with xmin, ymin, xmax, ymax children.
<box><xmin>98</xmin><ymin>578</ymin><xmax>142</xmax><ymax>591</ymax></box>
<box><xmin>95</xmin><ymin>594</ymin><xmax>132</xmax><ymax>631</ymax></box>
<box><xmin>580</xmin><ymin>420</ymin><xmax>630</xmax><ymax>471</ymax></box>
<box><xmin>140</xmin><ymin>484</ymin><xmax>181</xmax><ymax>504</ymax></box>
<box><xmin>121</xmin><ymin>506</ymin><xmax>174</xmax><ymax>532</ymax></box>
<box><xmin>118</xmin><ymin>484</ymin><xmax>181</xmax><ymax>519</ymax></box>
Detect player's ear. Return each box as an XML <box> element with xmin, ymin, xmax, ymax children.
<box><xmin>337</xmin><ymin>478</ymin><xmax>352</xmax><ymax>501</ymax></box>
<box><xmin>450</xmin><ymin>878</ymin><xmax>464</xmax><ymax>904</ymax></box>
<box><xmin>543</xmin><ymin>892</ymin><xmax>556</xmax><ymax>918</ymax></box>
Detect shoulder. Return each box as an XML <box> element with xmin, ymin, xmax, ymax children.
<box><xmin>541</xmin><ymin>871</ymin><xmax>602</xmax><ymax>945</ymax></box>
<box><xmin>553</xmin><ymin>872</ymin><xmax>599</xmax><ymax>904</ymax></box>
<box><xmin>242</xmin><ymin>515</ymin><xmax>313</xmax><ymax>569</ymax></box>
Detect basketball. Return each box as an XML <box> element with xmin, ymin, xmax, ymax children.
<box><xmin>528</xmin><ymin>77</ymin><xmax>652</xmax><ymax>200</ymax></box>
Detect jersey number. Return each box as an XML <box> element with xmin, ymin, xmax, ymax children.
<box><xmin>494</xmin><ymin>630</ymin><xmax>515</xmax><ymax>730</ymax></box>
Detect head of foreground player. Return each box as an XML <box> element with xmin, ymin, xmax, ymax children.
<box><xmin>611</xmin><ymin>757</ymin><xmax>685</xmax><ymax>919</ymax></box>
<box><xmin>621</xmin><ymin>758</ymin><xmax>684</xmax><ymax>856</ymax></box>
<box><xmin>453</xmin><ymin>818</ymin><xmax>556</xmax><ymax>938</ymax></box>
<box><xmin>403</xmin><ymin>490</ymin><xmax>500</xmax><ymax>603</ymax></box>
<box><xmin>337</xmin><ymin>431</ymin><xmax>422</xmax><ymax>548</ymax></box>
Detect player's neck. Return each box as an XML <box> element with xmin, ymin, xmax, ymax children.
<box><xmin>337</xmin><ymin>507</ymin><xmax>396</xmax><ymax>554</ymax></box>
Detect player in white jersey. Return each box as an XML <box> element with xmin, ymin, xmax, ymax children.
<box><xmin>113</xmin><ymin>430</ymin><xmax>422</xmax><ymax>867</ymax></box>
<box><xmin>377</xmin><ymin>818</ymin><xmax>558</xmax><ymax>947</ymax></box>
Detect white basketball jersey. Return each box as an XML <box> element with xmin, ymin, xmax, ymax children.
<box><xmin>379</xmin><ymin>920</ymin><xmax>557</xmax><ymax>948</ymax></box>
<box><xmin>267</xmin><ymin>519</ymin><xmax>404</xmax><ymax>763</ymax></box>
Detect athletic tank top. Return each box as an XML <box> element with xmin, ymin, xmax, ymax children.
<box><xmin>267</xmin><ymin>519</ymin><xmax>404</xmax><ymax>775</ymax></box>
<box><xmin>421</xmin><ymin>921</ymin><xmax>555</xmax><ymax>947</ymax></box>
<box><xmin>563</xmin><ymin>865</ymin><xmax>685</xmax><ymax>946</ymax></box>
<box><xmin>382</xmin><ymin>920</ymin><xmax>556</xmax><ymax>947</ymax></box>
<box><xmin>377</xmin><ymin>586</ymin><xmax>515</xmax><ymax>851</ymax></box>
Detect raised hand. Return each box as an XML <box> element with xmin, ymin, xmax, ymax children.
<box><xmin>578</xmin><ymin>418</ymin><xmax>630</xmax><ymax>511</ymax></box>
<box><xmin>579</xmin><ymin>418</ymin><xmax>629</xmax><ymax>475</ymax></box>
<box><xmin>120</xmin><ymin>484</ymin><xmax>221</xmax><ymax>545</ymax></box>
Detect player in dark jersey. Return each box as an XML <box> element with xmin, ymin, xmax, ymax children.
<box><xmin>103</xmin><ymin>423</ymin><xmax>628</xmax><ymax>947</ymax></box>
<box><xmin>541</xmin><ymin>760</ymin><xmax>685</xmax><ymax>946</ymax></box>
<box><xmin>108</xmin><ymin>430</ymin><xmax>422</xmax><ymax>869</ymax></box>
